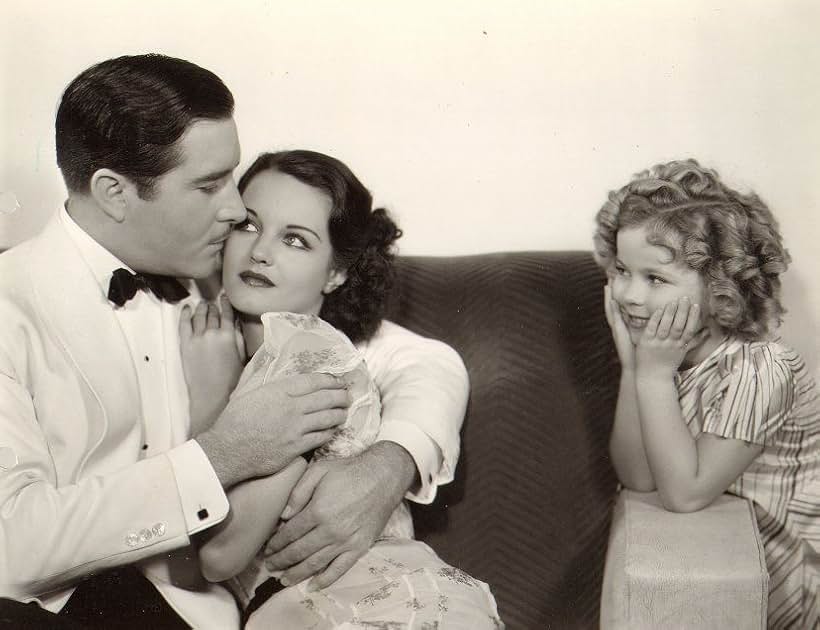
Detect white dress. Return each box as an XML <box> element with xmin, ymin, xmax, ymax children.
<box><xmin>229</xmin><ymin>313</ymin><xmax>503</xmax><ymax>629</ymax></box>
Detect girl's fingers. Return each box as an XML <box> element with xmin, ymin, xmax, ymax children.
<box><xmin>681</xmin><ymin>302</ymin><xmax>702</xmax><ymax>341</ymax></box>
<box><xmin>655</xmin><ymin>302</ymin><xmax>678</xmax><ymax>338</ymax></box>
<box><xmin>669</xmin><ymin>297</ymin><xmax>691</xmax><ymax>338</ymax></box>
<box><xmin>644</xmin><ymin>308</ymin><xmax>663</xmax><ymax>337</ymax></box>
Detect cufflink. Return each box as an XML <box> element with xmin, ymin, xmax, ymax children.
<box><xmin>197</xmin><ymin>508</ymin><xmax>209</xmax><ymax>521</ymax></box>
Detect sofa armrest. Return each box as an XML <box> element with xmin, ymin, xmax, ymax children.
<box><xmin>600</xmin><ymin>489</ymin><xmax>768</xmax><ymax>629</ymax></box>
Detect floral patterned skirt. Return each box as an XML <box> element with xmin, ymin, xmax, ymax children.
<box><xmin>243</xmin><ymin>537</ymin><xmax>504</xmax><ymax>629</ymax></box>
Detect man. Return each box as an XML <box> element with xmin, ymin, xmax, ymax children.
<box><xmin>0</xmin><ymin>54</ymin><xmax>467</xmax><ymax>628</ymax></box>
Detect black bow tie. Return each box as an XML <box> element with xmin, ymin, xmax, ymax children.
<box><xmin>107</xmin><ymin>268</ymin><xmax>190</xmax><ymax>307</ymax></box>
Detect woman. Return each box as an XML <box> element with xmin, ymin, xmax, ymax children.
<box><xmin>182</xmin><ymin>150</ymin><xmax>503</xmax><ymax>629</ymax></box>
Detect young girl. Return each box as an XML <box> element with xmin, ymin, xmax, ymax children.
<box><xmin>181</xmin><ymin>150</ymin><xmax>503</xmax><ymax>629</ymax></box>
<box><xmin>593</xmin><ymin>159</ymin><xmax>819</xmax><ymax>629</ymax></box>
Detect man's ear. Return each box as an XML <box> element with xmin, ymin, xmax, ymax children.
<box><xmin>89</xmin><ymin>169</ymin><xmax>132</xmax><ymax>222</ymax></box>
<box><xmin>322</xmin><ymin>268</ymin><xmax>348</xmax><ymax>295</ymax></box>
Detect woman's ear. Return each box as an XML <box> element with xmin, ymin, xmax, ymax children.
<box><xmin>322</xmin><ymin>268</ymin><xmax>348</xmax><ymax>295</ymax></box>
<box><xmin>89</xmin><ymin>168</ymin><xmax>132</xmax><ymax>222</ymax></box>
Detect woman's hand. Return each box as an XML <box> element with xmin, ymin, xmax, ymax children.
<box><xmin>180</xmin><ymin>295</ymin><xmax>244</xmax><ymax>436</ymax></box>
<box><xmin>635</xmin><ymin>297</ymin><xmax>707</xmax><ymax>377</ymax></box>
<box><xmin>604</xmin><ymin>283</ymin><xmax>636</xmax><ymax>371</ymax></box>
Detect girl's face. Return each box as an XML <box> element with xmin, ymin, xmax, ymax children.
<box><xmin>222</xmin><ymin>170</ymin><xmax>347</xmax><ymax>318</ymax></box>
<box><xmin>611</xmin><ymin>225</ymin><xmax>721</xmax><ymax>355</ymax></box>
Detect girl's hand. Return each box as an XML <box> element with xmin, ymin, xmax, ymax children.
<box><xmin>180</xmin><ymin>295</ymin><xmax>244</xmax><ymax>436</ymax></box>
<box><xmin>604</xmin><ymin>283</ymin><xmax>636</xmax><ymax>371</ymax></box>
<box><xmin>635</xmin><ymin>297</ymin><xmax>706</xmax><ymax>376</ymax></box>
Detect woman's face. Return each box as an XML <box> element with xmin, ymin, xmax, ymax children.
<box><xmin>222</xmin><ymin>170</ymin><xmax>346</xmax><ymax>318</ymax></box>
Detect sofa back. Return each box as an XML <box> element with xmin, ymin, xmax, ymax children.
<box><xmin>389</xmin><ymin>251</ymin><xmax>619</xmax><ymax>630</ymax></box>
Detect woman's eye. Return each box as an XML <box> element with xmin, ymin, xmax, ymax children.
<box><xmin>234</xmin><ymin>219</ymin><xmax>258</xmax><ymax>233</ymax></box>
<box><xmin>649</xmin><ymin>275</ymin><xmax>666</xmax><ymax>285</ymax></box>
<box><xmin>614</xmin><ymin>264</ymin><xmax>628</xmax><ymax>276</ymax></box>
<box><xmin>198</xmin><ymin>183</ymin><xmax>220</xmax><ymax>194</ymax></box>
<box><xmin>283</xmin><ymin>234</ymin><xmax>310</xmax><ymax>249</ymax></box>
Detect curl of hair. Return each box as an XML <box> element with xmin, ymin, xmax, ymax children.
<box><xmin>593</xmin><ymin>159</ymin><xmax>791</xmax><ymax>340</ymax></box>
<box><xmin>322</xmin><ymin>208</ymin><xmax>402</xmax><ymax>343</ymax></box>
<box><xmin>238</xmin><ymin>150</ymin><xmax>402</xmax><ymax>343</ymax></box>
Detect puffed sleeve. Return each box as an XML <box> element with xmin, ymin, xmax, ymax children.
<box><xmin>701</xmin><ymin>343</ymin><xmax>796</xmax><ymax>445</ymax></box>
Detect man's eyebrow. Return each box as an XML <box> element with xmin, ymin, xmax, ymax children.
<box><xmin>190</xmin><ymin>168</ymin><xmax>233</xmax><ymax>185</ymax></box>
<box><xmin>287</xmin><ymin>224</ymin><xmax>322</xmax><ymax>242</ymax></box>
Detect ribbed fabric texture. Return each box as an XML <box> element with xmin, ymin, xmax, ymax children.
<box><xmin>389</xmin><ymin>251</ymin><xmax>620</xmax><ymax>630</ymax></box>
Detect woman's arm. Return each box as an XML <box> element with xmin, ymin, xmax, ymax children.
<box><xmin>198</xmin><ymin>457</ymin><xmax>307</xmax><ymax>582</ymax></box>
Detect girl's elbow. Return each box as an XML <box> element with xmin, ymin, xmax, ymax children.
<box><xmin>658</xmin><ymin>491</ymin><xmax>713</xmax><ymax>514</ymax></box>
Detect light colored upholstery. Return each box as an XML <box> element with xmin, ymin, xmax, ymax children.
<box><xmin>600</xmin><ymin>490</ymin><xmax>768</xmax><ymax>629</ymax></box>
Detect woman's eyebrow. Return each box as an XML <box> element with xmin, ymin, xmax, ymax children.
<box><xmin>286</xmin><ymin>224</ymin><xmax>322</xmax><ymax>241</ymax></box>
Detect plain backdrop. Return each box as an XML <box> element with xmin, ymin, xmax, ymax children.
<box><xmin>1</xmin><ymin>0</ymin><xmax>818</xmax><ymax>377</ymax></box>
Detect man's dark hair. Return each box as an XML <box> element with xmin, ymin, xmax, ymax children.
<box><xmin>56</xmin><ymin>54</ymin><xmax>235</xmax><ymax>198</ymax></box>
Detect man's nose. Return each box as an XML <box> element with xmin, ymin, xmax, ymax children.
<box><xmin>216</xmin><ymin>180</ymin><xmax>246</xmax><ymax>223</ymax></box>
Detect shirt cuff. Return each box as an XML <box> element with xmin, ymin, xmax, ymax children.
<box><xmin>377</xmin><ymin>421</ymin><xmax>443</xmax><ymax>504</ymax></box>
<box><xmin>166</xmin><ymin>440</ymin><xmax>230</xmax><ymax>535</ymax></box>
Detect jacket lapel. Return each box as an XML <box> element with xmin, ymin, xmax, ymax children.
<box><xmin>27</xmin><ymin>213</ymin><xmax>141</xmax><ymax>469</ymax></box>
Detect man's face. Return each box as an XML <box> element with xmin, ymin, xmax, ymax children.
<box><xmin>122</xmin><ymin>117</ymin><xmax>245</xmax><ymax>278</ymax></box>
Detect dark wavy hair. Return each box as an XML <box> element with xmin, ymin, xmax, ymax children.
<box><xmin>593</xmin><ymin>159</ymin><xmax>790</xmax><ymax>340</ymax></box>
<box><xmin>56</xmin><ymin>54</ymin><xmax>234</xmax><ymax>198</ymax></box>
<box><xmin>238</xmin><ymin>150</ymin><xmax>402</xmax><ymax>343</ymax></box>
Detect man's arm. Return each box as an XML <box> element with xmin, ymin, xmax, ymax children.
<box><xmin>0</xmin><ymin>366</ymin><xmax>346</xmax><ymax>598</ymax></box>
<box><xmin>265</xmin><ymin>321</ymin><xmax>469</xmax><ymax>589</ymax></box>
<box><xmin>0</xmin><ymin>371</ymin><xmax>229</xmax><ymax>597</ymax></box>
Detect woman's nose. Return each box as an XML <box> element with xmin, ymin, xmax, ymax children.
<box><xmin>250</xmin><ymin>240</ymin><xmax>275</xmax><ymax>266</ymax></box>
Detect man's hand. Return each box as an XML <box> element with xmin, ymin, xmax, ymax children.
<box><xmin>263</xmin><ymin>441</ymin><xmax>416</xmax><ymax>590</ymax></box>
<box><xmin>196</xmin><ymin>372</ymin><xmax>349</xmax><ymax>489</ymax></box>
<box><xmin>180</xmin><ymin>296</ymin><xmax>244</xmax><ymax>436</ymax></box>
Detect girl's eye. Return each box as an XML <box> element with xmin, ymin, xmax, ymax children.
<box><xmin>234</xmin><ymin>219</ymin><xmax>259</xmax><ymax>233</ymax></box>
<box><xmin>649</xmin><ymin>275</ymin><xmax>666</xmax><ymax>285</ymax></box>
<box><xmin>613</xmin><ymin>264</ymin><xmax>628</xmax><ymax>276</ymax></box>
<box><xmin>283</xmin><ymin>233</ymin><xmax>310</xmax><ymax>250</ymax></box>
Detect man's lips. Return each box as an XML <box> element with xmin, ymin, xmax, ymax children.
<box><xmin>239</xmin><ymin>270</ymin><xmax>275</xmax><ymax>287</ymax></box>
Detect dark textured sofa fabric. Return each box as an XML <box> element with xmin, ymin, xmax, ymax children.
<box><xmin>389</xmin><ymin>251</ymin><xmax>620</xmax><ymax>630</ymax></box>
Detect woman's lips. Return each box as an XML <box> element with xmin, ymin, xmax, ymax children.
<box><xmin>239</xmin><ymin>271</ymin><xmax>274</xmax><ymax>287</ymax></box>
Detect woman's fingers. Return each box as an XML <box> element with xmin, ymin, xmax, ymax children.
<box><xmin>644</xmin><ymin>308</ymin><xmax>663</xmax><ymax>338</ymax></box>
<box><xmin>205</xmin><ymin>302</ymin><xmax>220</xmax><ymax>329</ymax></box>
<box><xmin>179</xmin><ymin>304</ymin><xmax>193</xmax><ymax>342</ymax></box>
<box><xmin>192</xmin><ymin>301</ymin><xmax>208</xmax><ymax>334</ymax></box>
<box><xmin>219</xmin><ymin>294</ymin><xmax>235</xmax><ymax>329</ymax></box>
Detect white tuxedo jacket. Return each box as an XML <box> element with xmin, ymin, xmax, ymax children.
<box><xmin>0</xmin><ymin>212</ymin><xmax>468</xmax><ymax>627</ymax></box>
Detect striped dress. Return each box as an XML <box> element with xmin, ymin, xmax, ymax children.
<box><xmin>677</xmin><ymin>337</ymin><xmax>820</xmax><ymax>629</ymax></box>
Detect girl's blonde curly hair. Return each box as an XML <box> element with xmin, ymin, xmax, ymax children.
<box><xmin>593</xmin><ymin>159</ymin><xmax>790</xmax><ymax>340</ymax></box>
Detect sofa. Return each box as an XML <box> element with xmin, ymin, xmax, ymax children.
<box><xmin>388</xmin><ymin>251</ymin><xmax>768</xmax><ymax>630</ymax></box>
<box><xmin>388</xmin><ymin>251</ymin><xmax>620</xmax><ymax>630</ymax></box>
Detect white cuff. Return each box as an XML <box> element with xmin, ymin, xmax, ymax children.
<box><xmin>377</xmin><ymin>421</ymin><xmax>443</xmax><ymax>505</ymax></box>
<box><xmin>166</xmin><ymin>440</ymin><xmax>230</xmax><ymax>535</ymax></box>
